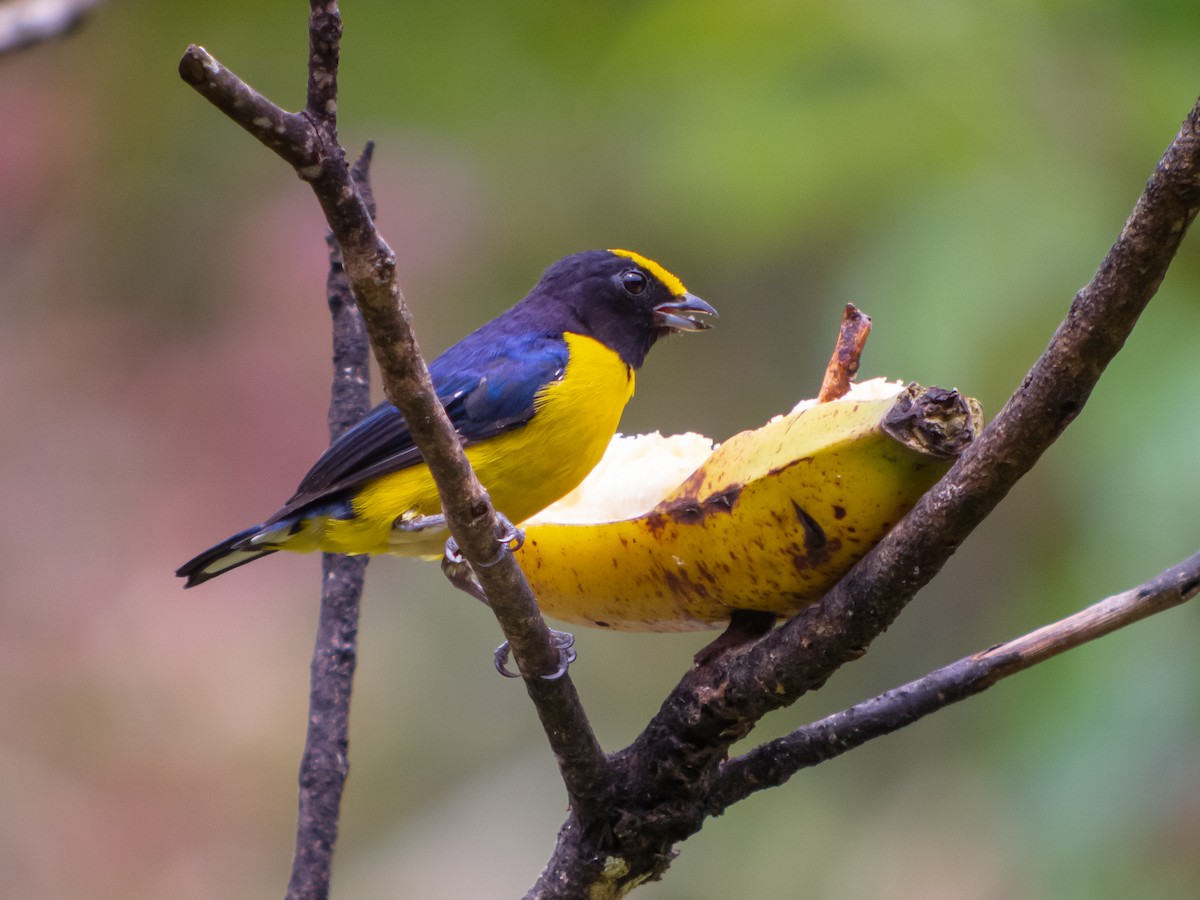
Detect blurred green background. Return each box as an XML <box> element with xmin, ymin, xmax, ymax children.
<box><xmin>2</xmin><ymin>1</ymin><xmax>1198</xmax><ymax>897</ymax></box>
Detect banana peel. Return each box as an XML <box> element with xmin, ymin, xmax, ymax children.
<box><xmin>515</xmin><ymin>379</ymin><xmax>982</xmax><ymax>631</ymax></box>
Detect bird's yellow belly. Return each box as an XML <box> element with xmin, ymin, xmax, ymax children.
<box><xmin>293</xmin><ymin>333</ymin><xmax>635</xmax><ymax>559</ymax></box>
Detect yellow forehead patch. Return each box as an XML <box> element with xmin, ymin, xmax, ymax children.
<box><xmin>608</xmin><ymin>249</ymin><xmax>688</xmax><ymax>297</ymax></box>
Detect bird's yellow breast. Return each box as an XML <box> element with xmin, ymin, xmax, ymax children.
<box><xmin>296</xmin><ymin>333</ymin><xmax>635</xmax><ymax>558</ymax></box>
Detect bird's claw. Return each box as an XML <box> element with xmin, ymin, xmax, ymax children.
<box><xmin>480</xmin><ymin>513</ymin><xmax>524</xmax><ymax>567</ymax></box>
<box><xmin>442</xmin><ymin>512</ymin><xmax>524</xmax><ymax>570</ymax></box>
<box><xmin>493</xmin><ymin>629</ymin><xmax>577</xmax><ymax>680</ymax></box>
<box><xmin>493</xmin><ymin>642</ymin><xmax>520</xmax><ymax>678</ymax></box>
<box><xmin>496</xmin><ymin>514</ymin><xmax>525</xmax><ymax>551</ymax></box>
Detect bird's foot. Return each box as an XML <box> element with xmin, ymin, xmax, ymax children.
<box><xmin>493</xmin><ymin>629</ymin><xmax>577</xmax><ymax>680</ymax></box>
<box><xmin>442</xmin><ymin>512</ymin><xmax>525</xmax><ymax>569</ymax></box>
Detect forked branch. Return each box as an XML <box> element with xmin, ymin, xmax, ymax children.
<box><xmin>179</xmin><ymin>5</ymin><xmax>1200</xmax><ymax>898</ymax></box>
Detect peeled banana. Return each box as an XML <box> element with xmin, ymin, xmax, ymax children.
<box><xmin>514</xmin><ymin>379</ymin><xmax>982</xmax><ymax>632</ymax></box>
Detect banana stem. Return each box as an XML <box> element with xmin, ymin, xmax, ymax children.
<box><xmin>817</xmin><ymin>303</ymin><xmax>872</xmax><ymax>402</ymax></box>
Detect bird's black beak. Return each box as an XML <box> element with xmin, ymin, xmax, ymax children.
<box><xmin>652</xmin><ymin>293</ymin><xmax>718</xmax><ymax>332</ymax></box>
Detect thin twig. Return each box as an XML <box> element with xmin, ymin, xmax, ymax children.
<box><xmin>286</xmin><ymin>560</ymin><xmax>365</xmax><ymax>900</ymax></box>
<box><xmin>706</xmin><ymin>550</ymin><xmax>1200</xmax><ymax>813</ymax></box>
<box><xmin>284</xmin><ymin>148</ymin><xmax>375</xmax><ymax>900</ymax></box>
<box><xmin>305</xmin><ymin>2</ymin><xmax>340</xmax><ymax>129</ymax></box>
<box><xmin>178</xmin><ymin>45</ymin><xmax>319</xmax><ymax>173</ymax></box>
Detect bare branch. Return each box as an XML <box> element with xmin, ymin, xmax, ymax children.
<box><xmin>285</xmin><ymin>147</ymin><xmax>374</xmax><ymax>900</ymax></box>
<box><xmin>286</xmin><ymin>559</ymin><xmax>366</xmax><ymax>900</ymax></box>
<box><xmin>178</xmin><ymin>45</ymin><xmax>320</xmax><ymax>173</ymax></box>
<box><xmin>707</xmin><ymin>549</ymin><xmax>1200</xmax><ymax>813</ymax></box>
<box><xmin>0</xmin><ymin>0</ymin><xmax>102</xmax><ymax>57</ymax></box>
<box><xmin>180</xmin><ymin>5</ymin><xmax>607</xmax><ymax>834</ymax></box>
<box><xmin>306</xmin><ymin>2</ymin><xmax>340</xmax><ymax>130</ymax></box>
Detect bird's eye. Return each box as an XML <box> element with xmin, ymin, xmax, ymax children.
<box><xmin>620</xmin><ymin>269</ymin><xmax>648</xmax><ymax>296</ymax></box>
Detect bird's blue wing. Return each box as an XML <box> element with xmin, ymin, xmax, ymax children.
<box><xmin>272</xmin><ymin>331</ymin><xmax>567</xmax><ymax>517</ymax></box>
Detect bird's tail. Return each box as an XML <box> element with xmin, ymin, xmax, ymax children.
<box><xmin>176</xmin><ymin>524</ymin><xmax>279</xmax><ymax>588</ymax></box>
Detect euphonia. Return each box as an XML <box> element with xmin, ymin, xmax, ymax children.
<box><xmin>177</xmin><ymin>249</ymin><xmax>716</xmax><ymax>587</ymax></box>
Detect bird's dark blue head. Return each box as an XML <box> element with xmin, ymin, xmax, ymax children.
<box><xmin>514</xmin><ymin>249</ymin><xmax>717</xmax><ymax>369</ymax></box>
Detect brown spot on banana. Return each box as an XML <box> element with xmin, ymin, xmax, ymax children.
<box><xmin>644</xmin><ymin>485</ymin><xmax>742</xmax><ymax>535</ymax></box>
<box><xmin>792</xmin><ymin>501</ymin><xmax>826</xmax><ymax>554</ymax></box>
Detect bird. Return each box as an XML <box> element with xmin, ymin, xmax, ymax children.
<box><xmin>177</xmin><ymin>249</ymin><xmax>717</xmax><ymax>588</ymax></box>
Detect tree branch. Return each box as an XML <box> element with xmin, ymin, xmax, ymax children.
<box><xmin>181</xmin><ymin>1</ymin><xmax>607</xmax><ymax>855</ymax></box>
<box><xmin>284</xmin><ymin>147</ymin><xmax>374</xmax><ymax>900</ymax></box>
<box><xmin>178</xmin><ymin>45</ymin><xmax>319</xmax><ymax>173</ymax></box>
<box><xmin>305</xmin><ymin>2</ymin><xmax>340</xmax><ymax>129</ymax></box>
<box><xmin>706</xmin><ymin>549</ymin><xmax>1200</xmax><ymax>813</ymax></box>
